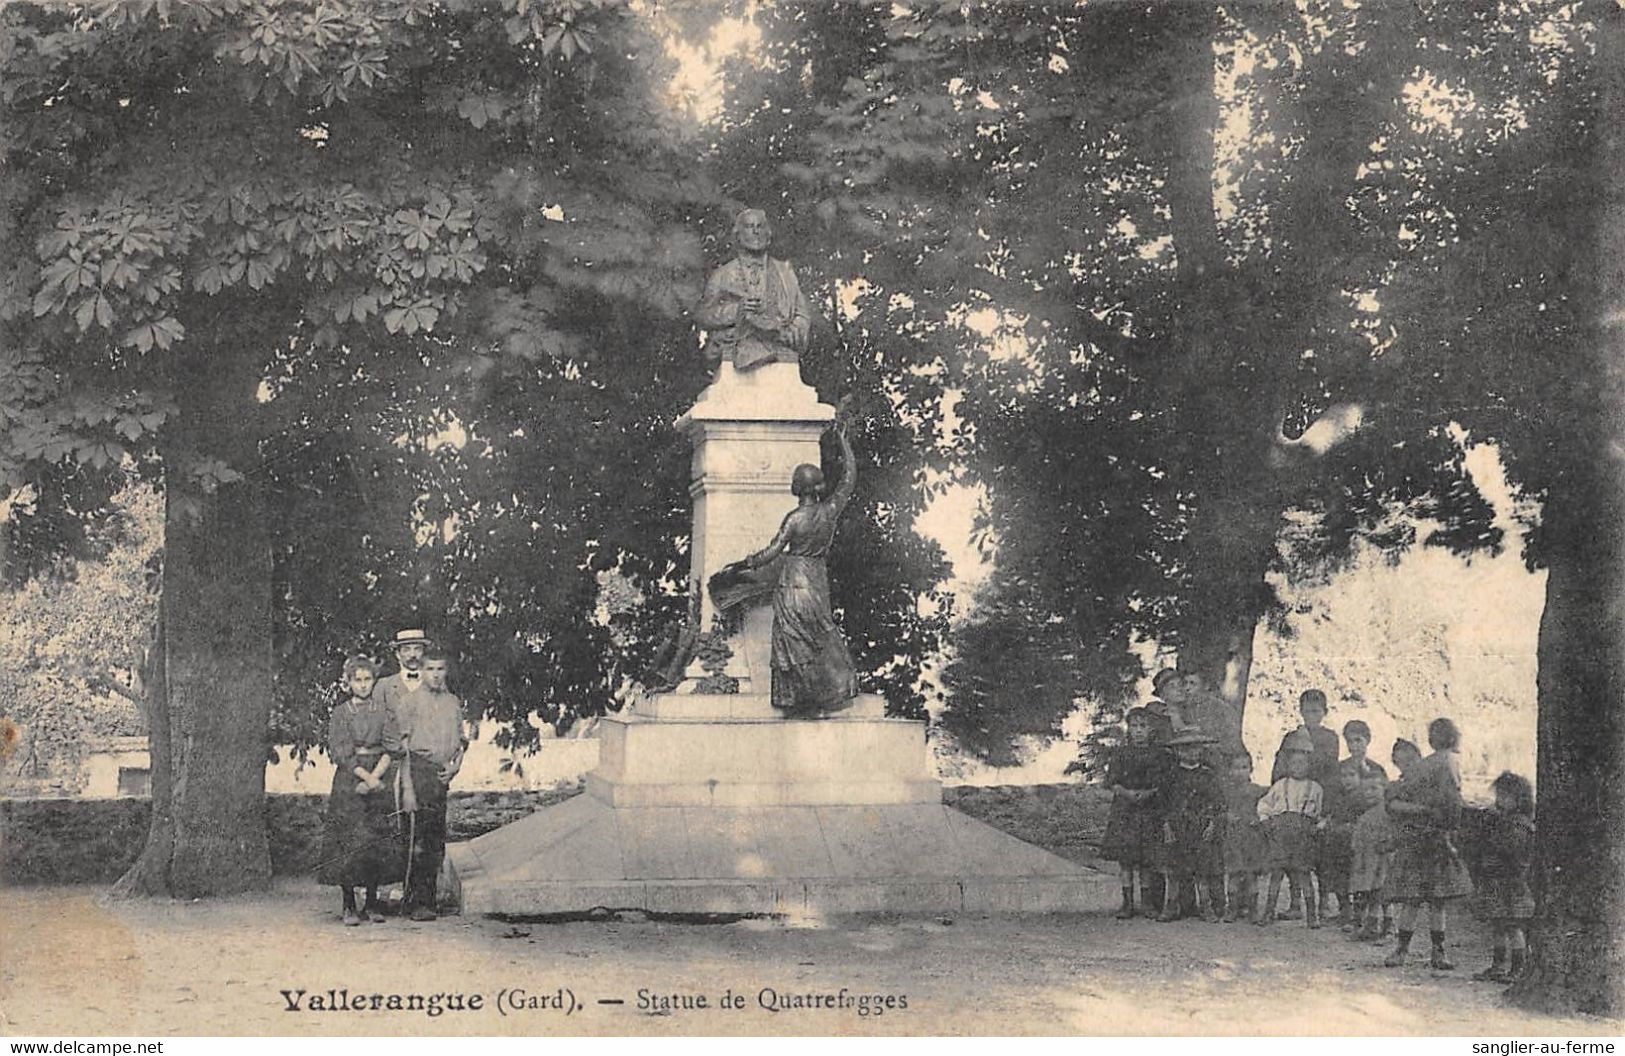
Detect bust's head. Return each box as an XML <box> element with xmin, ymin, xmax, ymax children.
<box><xmin>733</xmin><ymin>208</ymin><xmax>772</xmax><ymax>254</ymax></box>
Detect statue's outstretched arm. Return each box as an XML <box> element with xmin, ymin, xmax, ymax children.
<box><xmin>746</xmin><ymin>511</ymin><xmax>794</xmax><ymax>569</ymax></box>
<box><xmin>830</xmin><ymin>423</ymin><xmax>857</xmax><ymax>508</ymax></box>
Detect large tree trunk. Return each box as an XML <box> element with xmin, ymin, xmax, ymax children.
<box><xmin>112</xmin><ymin>352</ymin><xmax>272</xmax><ymax>898</ymax></box>
<box><xmin>1154</xmin><ymin>2</ymin><xmax>1286</xmax><ymax>725</ymax></box>
<box><xmin>1154</xmin><ymin>2</ymin><xmax>1411</xmax><ymax>730</ymax></box>
<box><xmin>1510</xmin><ymin>484</ymin><xmax>1625</xmax><ymax>1015</ymax></box>
<box><xmin>1508</xmin><ymin>10</ymin><xmax>1625</xmax><ymax>1013</ymax></box>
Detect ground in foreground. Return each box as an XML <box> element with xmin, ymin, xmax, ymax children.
<box><xmin>1</xmin><ymin>879</ymin><xmax>1616</xmax><ymax>1036</ymax></box>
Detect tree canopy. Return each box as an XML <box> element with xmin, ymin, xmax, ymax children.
<box><xmin>3</xmin><ymin>3</ymin><xmax>1619</xmax><ymax>1010</ymax></box>
<box><xmin>717</xmin><ymin>0</ymin><xmax>1589</xmax><ymax>761</ymax></box>
<box><xmin>1</xmin><ymin>0</ymin><xmax>949</xmax><ymax>757</ymax></box>
<box><xmin>1</xmin><ymin>0</ymin><xmax>952</xmax><ymax>894</ymax></box>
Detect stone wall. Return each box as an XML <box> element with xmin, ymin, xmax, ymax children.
<box><xmin>0</xmin><ymin>797</ymin><xmax>154</xmax><ymax>885</ymax></box>
<box><xmin>943</xmin><ymin>783</ymin><xmax>1111</xmax><ymax>865</ymax></box>
<box><xmin>0</xmin><ymin>783</ymin><xmax>1505</xmax><ymax>888</ymax></box>
<box><xmin>0</xmin><ymin>786</ymin><xmax>586</xmax><ymax>886</ymax></box>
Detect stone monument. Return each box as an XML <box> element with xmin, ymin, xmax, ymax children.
<box><xmin>446</xmin><ymin>211</ymin><xmax>1107</xmax><ymax>916</ymax></box>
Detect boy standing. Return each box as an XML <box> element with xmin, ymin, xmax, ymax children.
<box><xmin>1271</xmin><ymin>689</ymin><xmax>1340</xmax><ymax>787</ymax></box>
<box><xmin>1156</xmin><ymin>729</ymin><xmax>1226</xmax><ymax>923</ymax></box>
<box><xmin>395</xmin><ymin>649</ymin><xmax>467</xmax><ymax>921</ymax></box>
<box><xmin>1269</xmin><ymin>689</ymin><xmax>1340</xmax><ymax>919</ymax></box>
<box><xmin>1175</xmin><ymin>671</ymin><xmax>1242</xmax><ymax>754</ymax></box>
<box><xmin>1338</xmin><ymin>719</ymin><xmax>1388</xmax><ymax>783</ymax></box>
<box><xmin>1145</xmin><ymin>668</ymin><xmax>1181</xmax><ymax>746</ymax></box>
<box><xmin>1257</xmin><ymin>730</ymin><xmax>1325</xmax><ymax>928</ymax></box>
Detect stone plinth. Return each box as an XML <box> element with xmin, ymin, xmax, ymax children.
<box><xmin>587</xmin><ymin>696</ymin><xmax>938</xmax><ymax>807</ymax></box>
<box><xmin>447</xmin><ymin>691</ymin><xmax>1110</xmax><ymax>915</ymax></box>
<box><xmin>444</xmin><ymin>363</ymin><xmax>1108</xmax><ymax>918</ymax></box>
<box><xmin>676</xmin><ymin>361</ymin><xmax>831</xmax><ymax>692</ymax></box>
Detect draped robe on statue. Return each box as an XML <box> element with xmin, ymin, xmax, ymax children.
<box><xmin>696</xmin><ymin>255</ymin><xmax>812</xmax><ymax>371</ymax></box>
<box><xmin>709</xmin><ymin>435</ymin><xmax>859</xmax><ymax>716</ymax></box>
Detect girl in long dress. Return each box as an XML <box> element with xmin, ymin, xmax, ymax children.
<box><xmin>1100</xmin><ymin>708</ymin><xmax>1171</xmax><ymax>919</ymax></box>
<box><xmin>732</xmin><ymin>422</ymin><xmax>860</xmax><ymax>716</ymax></box>
<box><xmin>316</xmin><ymin>655</ymin><xmax>402</xmax><ymax>925</ymax></box>
<box><xmin>1384</xmin><ymin>718</ymin><xmax>1474</xmax><ymax>969</ymax></box>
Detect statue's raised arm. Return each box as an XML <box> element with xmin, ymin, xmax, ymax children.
<box><xmin>828</xmin><ymin>421</ymin><xmax>857</xmax><ymax>512</ymax></box>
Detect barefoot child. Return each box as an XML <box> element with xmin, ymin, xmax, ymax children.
<box><xmin>1222</xmin><ymin>749</ymin><xmax>1268</xmax><ymax>923</ymax></box>
<box><xmin>1257</xmin><ymin>729</ymin><xmax>1324</xmax><ymax>927</ymax></box>
<box><xmin>1470</xmin><ymin>771</ymin><xmax>1536</xmax><ymax>982</ymax></box>
<box><xmin>317</xmin><ymin>655</ymin><xmax>401</xmax><ymax>925</ymax></box>
<box><xmin>1101</xmin><ymin>707</ymin><xmax>1170</xmax><ymax>919</ymax></box>
<box><xmin>1157</xmin><ymin>729</ymin><xmax>1226</xmax><ymax>922</ymax></box>
<box><xmin>1385</xmin><ymin>718</ymin><xmax>1474</xmax><ymax>969</ymax></box>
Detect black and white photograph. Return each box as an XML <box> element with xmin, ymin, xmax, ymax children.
<box><xmin>0</xmin><ymin>0</ymin><xmax>1621</xmax><ymax>1039</ymax></box>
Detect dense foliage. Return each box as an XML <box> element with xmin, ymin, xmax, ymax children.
<box><xmin>0</xmin><ymin>0</ymin><xmax>948</xmax><ymax>766</ymax></box>
<box><xmin>721</xmin><ymin>1</ymin><xmax>1589</xmax><ymax>762</ymax></box>
<box><xmin>0</xmin><ymin>486</ymin><xmax>155</xmax><ymax>791</ymax></box>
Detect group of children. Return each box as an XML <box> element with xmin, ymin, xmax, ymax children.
<box><xmin>316</xmin><ymin>629</ymin><xmax>469</xmax><ymax>926</ymax></box>
<box><xmin>1101</xmin><ymin>682</ymin><xmax>1537</xmax><ymax>983</ymax></box>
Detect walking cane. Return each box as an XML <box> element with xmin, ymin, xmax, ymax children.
<box><xmin>396</xmin><ymin>733</ymin><xmax>419</xmax><ymax>906</ymax></box>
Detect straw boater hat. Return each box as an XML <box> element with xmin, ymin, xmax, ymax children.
<box><xmin>1166</xmin><ymin>728</ymin><xmax>1215</xmax><ymax>748</ymax></box>
<box><xmin>392</xmin><ymin>628</ymin><xmax>431</xmax><ymax>648</ymax></box>
<box><xmin>1280</xmin><ymin>728</ymin><xmax>1315</xmax><ymax>754</ymax></box>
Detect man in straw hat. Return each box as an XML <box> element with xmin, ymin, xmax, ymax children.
<box><xmin>374</xmin><ymin>627</ymin><xmax>432</xmax><ymax>713</ymax></box>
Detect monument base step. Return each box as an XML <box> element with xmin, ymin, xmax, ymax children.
<box><xmin>583</xmin><ymin>772</ymin><xmax>942</xmax><ymax>807</ymax></box>
<box><xmin>446</xmin><ymin>794</ymin><xmax>1116</xmax><ymax>917</ymax></box>
<box><xmin>591</xmin><ymin>709</ymin><xmax>933</xmax><ymax>801</ymax></box>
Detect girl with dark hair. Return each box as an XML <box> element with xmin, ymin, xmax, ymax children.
<box><xmin>1384</xmin><ymin>718</ymin><xmax>1474</xmax><ymax>969</ymax></box>
<box><xmin>1471</xmin><ymin>771</ymin><xmax>1537</xmax><ymax>982</ymax></box>
<box><xmin>1101</xmin><ymin>707</ymin><xmax>1171</xmax><ymax>919</ymax></box>
<box><xmin>317</xmin><ymin>655</ymin><xmax>402</xmax><ymax>925</ymax></box>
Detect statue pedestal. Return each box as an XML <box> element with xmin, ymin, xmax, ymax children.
<box><xmin>445</xmin><ymin>364</ymin><xmax>1110</xmax><ymax>917</ymax></box>
<box><xmin>586</xmin><ymin>697</ymin><xmax>940</xmax><ymax>807</ymax></box>
<box><xmin>675</xmin><ymin>362</ymin><xmax>831</xmax><ymax>693</ymax></box>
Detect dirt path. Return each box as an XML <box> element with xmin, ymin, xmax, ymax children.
<box><xmin>1</xmin><ymin>879</ymin><xmax>1615</xmax><ymax>1037</ymax></box>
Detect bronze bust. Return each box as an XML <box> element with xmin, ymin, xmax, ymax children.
<box><xmin>696</xmin><ymin>209</ymin><xmax>812</xmax><ymax>373</ymax></box>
